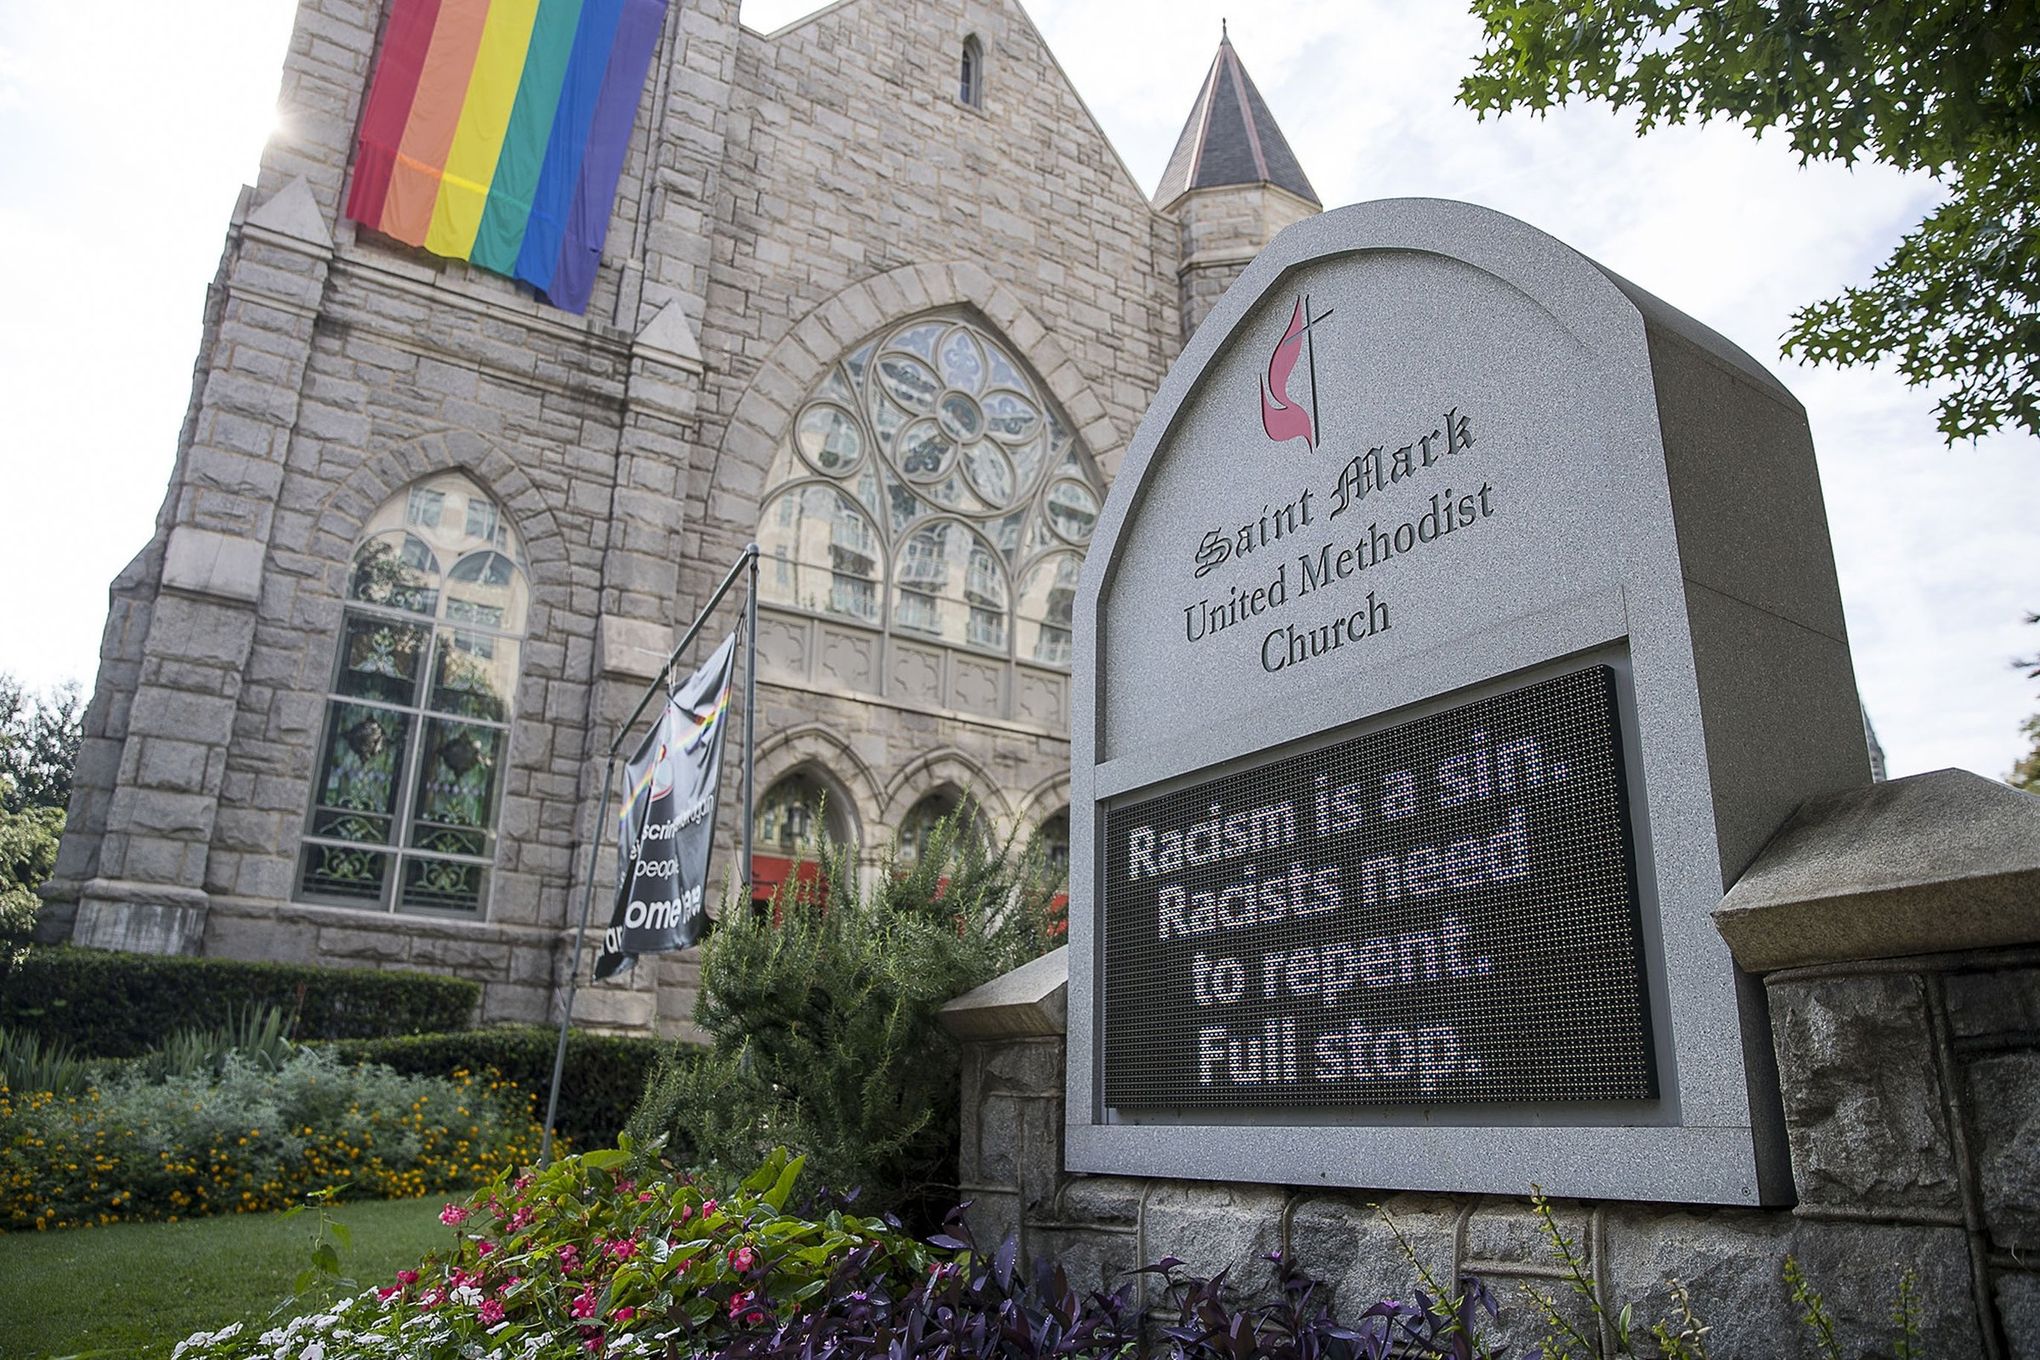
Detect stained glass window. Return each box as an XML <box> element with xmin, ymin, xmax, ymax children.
<box><xmin>757</xmin><ymin>316</ymin><xmax>1103</xmax><ymax>673</ymax></box>
<box><xmin>1016</xmin><ymin>553</ymin><xmax>1080</xmax><ymax>667</ymax></box>
<box><xmin>299</xmin><ymin>473</ymin><xmax>528</xmax><ymax>917</ymax></box>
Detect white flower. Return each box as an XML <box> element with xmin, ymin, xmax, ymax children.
<box><xmin>301</xmin><ymin>1343</ymin><xmax>325</xmax><ymax>1360</ymax></box>
<box><xmin>172</xmin><ymin>1321</ymin><xmax>244</xmax><ymax>1360</ymax></box>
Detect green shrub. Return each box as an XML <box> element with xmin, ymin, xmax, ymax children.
<box><xmin>325</xmin><ymin>1025</ymin><xmax>671</xmax><ymax>1153</ymax></box>
<box><xmin>0</xmin><ymin>1046</ymin><xmax>542</xmax><ymax>1229</ymax></box>
<box><xmin>628</xmin><ymin>814</ymin><xmax>1058</xmax><ymax>1223</ymax></box>
<box><xmin>0</xmin><ymin>947</ymin><xmax>479</xmax><ymax>1057</ymax></box>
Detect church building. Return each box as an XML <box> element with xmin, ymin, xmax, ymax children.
<box><xmin>46</xmin><ymin>0</ymin><xmax>1321</xmax><ymax>1033</ymax></box>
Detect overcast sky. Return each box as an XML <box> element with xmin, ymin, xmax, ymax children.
<box><xmin>0</xmin><ymin>1</ymin><xmax>2033</xmax><ymax>781</ymax></box>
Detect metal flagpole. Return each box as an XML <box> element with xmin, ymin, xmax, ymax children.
<box><xmin>537</xmin><ymin>544</ymin><xmax>760</xmax><ymax>1167</ymax></box>
<box><xmin>540</xmin><ymin>754</ymin><xmax>616</xmax><ymax>1167</ymax></box>
<box><xmin>742</xmin><ymin>543</ymin><xmax>759</xmax><ymax>907</ymax></box>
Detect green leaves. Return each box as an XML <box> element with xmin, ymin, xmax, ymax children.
<box><xmin>1783</xmin><ymin>143</ymin><xmax>2040</xmax><ymax>441</ymax></box>
<box><xmin>1461</xmin><ymin>0</ymin><xmax>2040</xmax><ymax>444</ymax></box>
<box><xmin>0</xmin><ymin>675</ymin><xmax>81</xmax><ymax>817</ymax></box>
<box><xmin>632</xmin><ymin>811</ymin><xmax>1059</xmax><ymax>1221</ymax></box>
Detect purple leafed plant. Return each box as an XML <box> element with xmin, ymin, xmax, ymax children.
<box><xmin>718</xmin><ymin>1205</ymin><xmax>1504</xmax><ymax>1360</ymax></box>
<box><xmin>1150</xmin><ymin>1249</ymin><xmax>1503</xmax><ymax>1360</ymax></box>
<box><xmin>720</xmin><ymin>1204</ymin><xmax>1144</xmax><ymax>1360</ymax></box>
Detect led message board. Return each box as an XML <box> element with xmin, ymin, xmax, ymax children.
<box><xmin>1101</xmin><ymin>666</ymin><xmax>1652</xmax><ymax>1108</ymax></box>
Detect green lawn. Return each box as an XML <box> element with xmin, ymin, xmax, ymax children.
<box><xmin>0</xmin><ymin>1197</ymin><xmax>453</xmax><ymax>1360</ymax></box>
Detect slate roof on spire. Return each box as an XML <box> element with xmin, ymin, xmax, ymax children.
<box><xmin>1154</xmin><ymin>33</ymin><xmax>1319</xmax><ymax>210</ymax></box>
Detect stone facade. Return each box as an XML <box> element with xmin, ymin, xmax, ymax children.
<box><xmin>1168</xmin><ymin>184</ymin><xmax>1319</xmax><ymax>342</ymax></box>
<box><xmin>47</xmin><ymin>0</ymin><xmax>1315</xmax><ymax>1031</ymax></box>
<box><xmin>944</xmin><ymin>771</ymin><xmax>2040</xmax><ymax>1356</ymax></box>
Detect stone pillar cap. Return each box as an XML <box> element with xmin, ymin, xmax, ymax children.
<box><xmin>940</xmin><ymin>945</ymin><xmax>1068</xmax><ymax>1040</ymax></box>
<box><xmin>1714</xmin><ymin>768</ymin><xmax>2040</xmax><ymax>972</ymax></box>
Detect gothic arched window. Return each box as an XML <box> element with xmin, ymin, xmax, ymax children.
<box><xmin>298</xmin><ymin>473</ymin><xmax>528</xmax><ymax>916</ymax></box>
<box><xmin>1038</xmin><ymin>807</ymin><xmax>1070</xmax><ymax>879</ymax></box>
<box><xmin>754</xmin><ymin>767</ymin><xmax>856</xmax><ymax>853</ymax></box>
<box><xmin>959</xmin><ymin>36</ymin><xmax>984</xmax><ymax>108</ymax></box>
<box><xmin>898</xmin><ymin>787</ymin><xmax>986</xmax><ymax>865</ymax></box>
<box><xmin>758</xmin><ymin>316</ymin><xmax>1102</xmax><ymax>685</ymax></box>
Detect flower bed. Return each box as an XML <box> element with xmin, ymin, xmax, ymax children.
<box><xmin>1</xmin><ymin>1048</ymin><xmax>542</xmax><ymax>1230</ymax></box>
<box><xmin>168</xmin><ymin>1147</ymin><xmax>937</xmax><ymax>1360</ymax></box>
<box><xmin>163</xmin><ymin>1144</ymin><xmax>1520</xmax><ymax>1360</ymax></box>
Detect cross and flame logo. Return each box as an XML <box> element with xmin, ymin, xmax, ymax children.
<box><xmin>1259</xmin><ymin>293</ymin><xmax>1331</xmax><ymax>450</ymax></box>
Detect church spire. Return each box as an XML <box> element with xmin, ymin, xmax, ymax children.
<box><xmin>1153</xmin><ymin>29</ymin><xmax>1319</xmax><ymax>210</ymax></box>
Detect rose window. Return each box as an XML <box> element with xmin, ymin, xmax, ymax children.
<box><xmin>759</xmin><ymin>316</ymin><xmax>1100</xmax><ymax>668</ymax></box>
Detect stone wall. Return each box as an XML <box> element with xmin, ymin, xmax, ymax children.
<box><xmin>1167</xmin><ymin>183</ymin><xmax>1319</xmax><ymax>344</ymax></box>
<box><xmin>944</xmin><ymin>772</ymin><xmax>2040</xmax><ymax>1358</ymax></box>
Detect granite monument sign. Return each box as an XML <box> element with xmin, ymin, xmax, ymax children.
<box><xmin>1068</xmin><ymin>199</ymin><xmax>1870</xmax><ymax>1205</ymax></box>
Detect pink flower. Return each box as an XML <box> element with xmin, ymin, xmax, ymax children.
<box><xmin>638</xmin><ymin>1191</ymin><xmax>655</xmax><ymax>1202</ymax></box>
<box><xmin>508</xmin><ymin>1207</ymin><xmax>535</xmax><ymax>1231</ymax></box>
<box><xmin>582</xmin><ymin>1337</ymin><xmax>605</xmax><ymax>1355</ymax></box>
<box><xmin>728</xmin><ymin>1290</ymin><xmax>755</xmax><ymax>1321</ymax></box>
<box><xmin>558</xmin><ymin>1243</ymin><xmax>581</xmax><ymax>1272</ymax></box>
<box><xmin>615</xmin><ymin>1179</ymin><xmax>635</xmax><ymax>1195</ymax></box>
<box><xmin>514</xmin><ymin>1174</ymin><xmax>534</xmax><ymax>1192</ymax></box>
<box><xmin>615</xmin><ymin>1307</ymin><xmax>636</xmax><ymax>1323</ymax></box>
<box><xmin>744</xmin><ymin>1309</ymin><xmax>767</xmax><ymax>1327</ymax></box>
<box><xmin>701</xmin><ymin>1199</ymin><xmax>718</xmax><ymax>1216</ymax></box>
<box><xmin>571</xmin><ymin>1287</ymin><xmax>599</xmax><ymax>1320</ymax></box>
<box><xmin>605</xmin><ymin>1238</ymin><xmax>639</xmax><ymax>1261</ymax></box>
<box><xmin>419</xmin><ymin>1288</ymin><xmax>445</xmax><ymax>1310</ymax></box>
<box><xmin>440</xmin><ymin>1204</ymin><xmax>470</xmax><ymax>1226</ymax></box>
<box><xmin>478</xmin><ymin>1298</ymin><xmax>506</xmax><ymax>1326</ymax></box>
<box><xmin>476</xmin><ymin>1240</ymin><xmax>496</xmax><ymax>1257</ymax></box>
<box><xmin>501</xmin><ymin>1276</ymin><xmax>522</xmax><ymax>1295</ymax></box>
<box><xmin>396</xmin><ymin>1270</ymin><xmax>420</xmax><ymax>1287</ymax></box>
<box><xmin>376</xmin><ymin>1286</ymin><xmax>400</xmax><ymax>1302</ymax></box>
<box><xmin>727</xmin><ymin>1245</ymin><xmax>758</xmax><ymax>1273</ymax></box>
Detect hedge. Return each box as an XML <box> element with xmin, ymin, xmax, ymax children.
<box><xmin>0</xmin><ymin>947</ymin><xmax>479</xmax><ymax>1058</ymax></box>
<box><xmin>323</xmin><ymin>1025</ymin><xmax>674</xmax><ymax>1152</ymax></box>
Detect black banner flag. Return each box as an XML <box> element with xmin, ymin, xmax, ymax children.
<box><xmin>594</xmin><ymin>632</ymin><xmax>736</xmax><ymax>979</ymax></box>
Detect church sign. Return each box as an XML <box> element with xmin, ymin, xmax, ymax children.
<box><xmin>1067</xmin><ymin>200</ymin><xmax>1870</xmax><ymax>1205</ymax></box>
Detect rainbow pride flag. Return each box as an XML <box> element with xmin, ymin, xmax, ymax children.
<box><xmin>345</xmin><ymin>0</ymin><xmax>668</xmax><ymax>314</ymax></box>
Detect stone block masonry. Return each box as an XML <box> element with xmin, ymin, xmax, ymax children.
<box><xmin>55</xmin><ymin>0</ymin><xmax>1324</xmax><ymax>1034</ymax></box>
<box><xmin>945</xmin><ymin>771</ymin><xmax>2040</xmax><ymax>1356</ymax></box>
